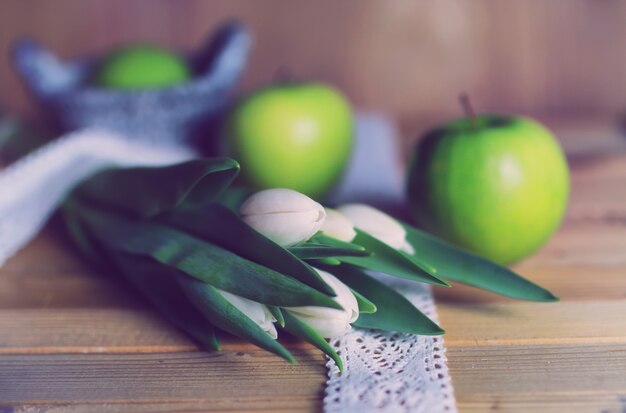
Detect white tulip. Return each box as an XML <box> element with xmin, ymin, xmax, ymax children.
<box><xmin>401</xmin><ymin>240</ymin><xmax>415</xmax><ymax>255</ymax></box>
<box><xmin>338</xmin><ymin>204</ymin><xmax>407</xmax><ymax>250</ymax></box>
<box><xmin>286</xmin><ymin>269</ymin><xmax>359</xmax><ymax>338</ymax></box>
<box><xmin>320</xmin><ymin>208</ymin><xmax>356</xmax><ymax>242</ymax></box>
<box><xmin>240</xmin><ymin>188</ymin><xmax>326</xmax><ymax>247</ymax></box>
<box><xmin>219</xmin><ymin>289</ymin><xmax>278</xmax><ymax>339</ymax></box>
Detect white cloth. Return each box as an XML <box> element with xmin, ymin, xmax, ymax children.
<box><xmin>0</xmin><ymin>129</ymin><xmax>193</xmax><ymax>266</ymax></box>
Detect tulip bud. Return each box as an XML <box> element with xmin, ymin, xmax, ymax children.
<box><xmin>286</xmin><ymin>268</ymin><xmax>359</xmax><ymax>338</ymax></box>
<box><xmin>338</xmin><ymin>204</ymin><xmax>407</xmax><ymax>250</ymax></box>
<box><xmin>401</xmin><ymin>240</ymin><xmax>415</xmax><ymax>255</ymax></box>
<box><xmin>320</xmin><ymin>208</ymin><xmax>356</xmax><ymax>242</ymax></box>
<box><xmin>219</xmin><ymin>289</ymin><xmax>278</xmax><ymax>339</ymax></box>
<box><xmin>240</xmin><ymin>188</ymin><xmax>326</xmax><ymax>247</ymax></box>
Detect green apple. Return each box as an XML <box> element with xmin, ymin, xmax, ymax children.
<box><xmin>94</xmin><ymin>45</ymin><xmax>190</xmax><ymax>90</ymax></box>
<box><xmin>407</xmin><ymin>114</ymin><xmax>569</xmax><ymax>265</ymax></box>
<box><xmin>226</xmin><ymin>83</ymin><xmax>353</xmax><ymax>199</ymax></box>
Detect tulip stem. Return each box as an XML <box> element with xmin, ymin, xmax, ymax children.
<box><xmin>459</xmin><ymin>93</ymin><xmax>478</xmax><ymax>129</ymax></box>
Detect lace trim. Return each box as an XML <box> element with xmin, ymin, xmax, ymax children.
<box><xmin>0</xmin><ymin>129</ymin><xmax>192</xmax><ymax>266</ymax></box>
<box><xmin>324</xmin><ymin>275</ymin><xmax>456</xmax><ymax>413</ymax></box>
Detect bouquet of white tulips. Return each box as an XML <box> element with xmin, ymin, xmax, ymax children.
<box><xmin>62</xmin><ymin>158</ymin><xmax>556</xmax><ymax>369</ymax></box>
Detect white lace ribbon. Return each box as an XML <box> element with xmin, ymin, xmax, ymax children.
<box><xmin>324</xmin><ymin>275</ymin><xmax>456</xmax><ymax>413</ymax></box>
<box><xmin>0</xmin><ymin>129</ymin><xmax>193</xmax><ymax>266</ymax></box>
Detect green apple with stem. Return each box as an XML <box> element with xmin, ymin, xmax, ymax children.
<box><xmin>407</xmin><ymin>95</ymin><xmax>569</xmax><ymax>265</ymax></box>
<box><xmin>225</xmin><ymin>82</ymin><xmax>353</xmax><ymax>200</ymax></box>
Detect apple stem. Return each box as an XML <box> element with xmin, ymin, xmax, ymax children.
<box><xmin>459</xmin><ymin>93</ymin><xmax>477</xmax><ymax>128</ymax></box>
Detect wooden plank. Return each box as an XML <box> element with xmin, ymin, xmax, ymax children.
<box><xmin>0</xmin><ymin>404</ymin><xmax>312</xmax><ymax>413</ymax></box>
<box><xmin>1</xmin><ymin>344</ymin><xmax>625</xmax><ymax>413</ymax></box>
<box><xmin>0</xmin><ymin>403</ymin><xmax>312</xmax><ymax>413</ymax></box>
<box><xmin>440</xmin><ymin>301</ymin><xmax>626</xmax><ymax>347</ymax></box>
<box><xmin>523</xmin><ymin>222</ymin><xmax>626</xmax><ymax>267</ymax></box>
<box><xmin>0</xmin><ymin>270</ymin><xmax>142</xmax><ymax>309</ymax></box>
<box><xmin>2</xmin><ymin>299</ymin><xmax>626</xmax><ymax>353</ymax></box>
<box><xmin>0</xmin><ymin>404</ymin><xmax>310</xmax><ymax>413</ymax></box>
<box><xmin>0</xmin><ymin>351</ymin><xmax>326</xmax><ymax>413</ymax></box>
<box><xmin>458</xmin><ymin>397</ymin><xmax>626</xmax><ymax>413</ymax></box>
<box><xmin>0</xmin><ymin>226</ymin><xmax>93</xmax><ymax>274</ymax></box>
<box><xmin>449</xmin><ymin>344</ymin><xmax>626</xmax><ymax>413</ymax></box>
<box><xmin>3</xmin><ymin>258</ymin><xmax>626</xmax><ymax>311</ymax></box>
<box><xmin>0</xmin><ymin>307</ymin><xmax>314</xmax><ymax>354</ymax></box>
<box><xmin>0</xmin><ymin>308</ymin><xmax>195</xmax><ymax>354</ymax></box>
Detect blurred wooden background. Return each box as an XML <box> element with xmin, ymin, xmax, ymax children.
<box><xmin>1</xmin><ymin>0</ymin><xmax>626</xmax><ymax>136</ymax></box>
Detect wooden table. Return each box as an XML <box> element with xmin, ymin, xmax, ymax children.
<box><xmin>2</xmin><ymin>118</ymin><xmax>626</xmax><ymax>412</ymax></box>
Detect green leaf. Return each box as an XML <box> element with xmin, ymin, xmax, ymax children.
<box><xmin>289</xmin><ymin>243</ymin><xmax>370</xmax><ymax>260</ymax></box>
<box><xmin>75</xmin><ymin>158</ymin><xmax>240</xmax><ymax>218</ymax></box>
<box><xmin>350</xmin><ymin>288</ymin><xmax>377</xmax><ymax>314</ymax></box>
<box><xmin>269</xmin><ymin>306</ymin><xmax>285</xmax><ymax>328</ymax></box>
<box><xmin>312</xmin><ymin>228</ymin><xmax>440</xmax><ymax>275</ymax></box>
<box><xmin>282</xmin><ymin>310</ymin><xmax>343</xmax><ymax>371</ymax></box>
<box><xmin>339</xmin><ymin>229</ymin><xmax>449</xmax><ymax>287</ymax></box>
<box><xmin>326</xmin><ymin>264</ymin><xmax>444</xmax><ymax>335</ymax></box>
<box><xmin>111</xmin><ymin>252</ymin><xmax>221</xmax><ymax>351</ymax></box>
<box><xmin>64</xmin><ymin>204</ymin><xmax>222</xmax><ymax>351</ymax></box>
<box><xmin>177</xmin><ymin>274</ymin><xmax>294</xmax><ymax>362</ymax></box>
<box><xmin>76</xmin><ymin>206</ymin><xmax>342</xmax><ymax>310</ymax></box>
<box><xmin>402</xmin><ymin>223</ymin><xmax>558</xmax><ymax>302</ymax></box>
<box><xmin>160</xmin><ymin>204</ymin><xmax>336</xmax><ymax>297</ymax></box>
<box><xmin>61</xmin><ymin>200</ymin><xmax>110</xmax><ymax>266</ymax></box>
<box><xmin>215</xmin><ymin>186</ymin><xmax>254</xmax><ymax>212</ymax></box>
<box><xmin>309</xmin><ymin>233</ymin><xmax>369</xmax><ymax>253</ymax></box>
<box><xmin>398</xmin><ymin>249</ymin><xmax>438</xmax><ymax>275</ymax></box>
<box><xmin>313</xmin><ymin>258</ymin><xmax>342</xmax><ymax>266</ymax></box>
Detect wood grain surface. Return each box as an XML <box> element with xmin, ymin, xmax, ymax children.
<box><xmin>1</xmin><ymin>121</ymin><xmax>626</xmax><ymax>412</ymax></box>
<box><xmin>3</xmin><ymin>0</ymin><xmax>626</xmax><ymax>128</ymax></box>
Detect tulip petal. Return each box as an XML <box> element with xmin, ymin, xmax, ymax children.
<box><xmin>321</xmin><ymin>208</ymin><xmax>356</xmax><ymax>242</ymax></box>
<box><xmin>218</xmin><ymin>290</ymin><xmax>277</xmax><ymax>338</ymax></box>
<box><xmin>285</xmin><ymin>269</ymin><xmax>359</xmax><ymax>337</ymax></box>
<box><xmin>288</xmin><ymin>313</ymin><xmax>353</xmax><ymax>338</ymax></box>
<box><xmin>177</xmin><ymin>274</ymin><xmax>295</xmax><ymax>362</ymax></box>
<box><xmin>338</xmin><ymin>204</ymin><xmax>406</xmax><ymax>249</ymax></box>
<box><xmin>282</xmin><ymin>310</ymin><xmax>344</xmax><ymax>371</ymax></box>
<box><xmin>243</xmin><ymin>209</ymin><xmax>324</xmax><ymax>247</ymax></box>
<box><xmin>240</xmin><ymin>188</ymin><xmax>326</xmax><ymax>247</ymax></box>
<box><xmin>240</xmin><ymin>188</ymin><xmax>324</xmax><ymax>215</ymax></box>
<box><xmin>401</xmin><ymin>240</ymin><xmax>415</xmax><ymax>255</ymax></box>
